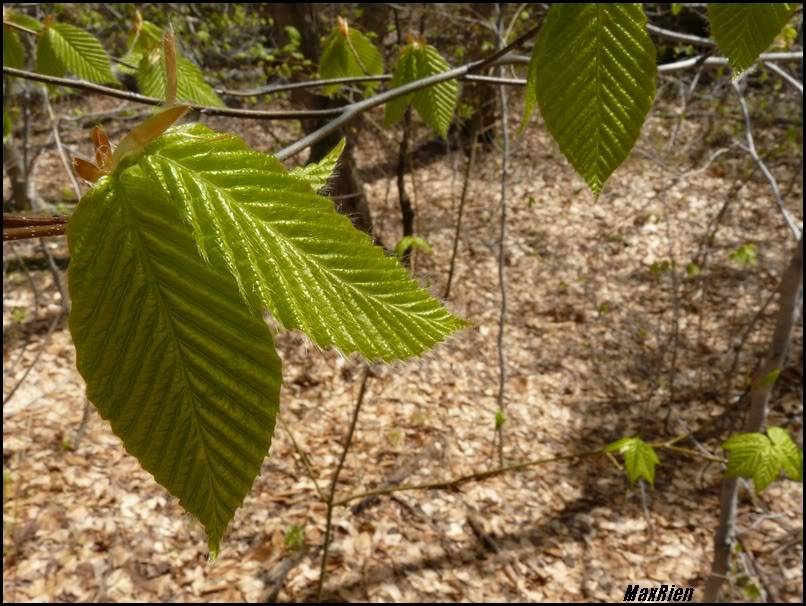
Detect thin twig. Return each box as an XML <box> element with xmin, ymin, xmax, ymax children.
<box><xmin>732</xmin><ymin>80</ymin><xmax>802</xmax><ymax>240</ymax></box>
<box><xmin>763</xmin><ymin>61</ymin><xmax>804</xmax><ymax>96</ymax></box>
<box><xmin>3</xmin><ymin>309</ymin><xmax>63</xmax><ymax>406</ymax></box>
<box><xmin>494</xmin><ymin>5</ymin><xmax>510</xmax><ymax>467</ymax></box>
<box><xmin>280</xmin><ymin>416</ymin><xmax>324</xmax><ymax>502</ymax></box>
<box><xmin>444</xmin><ymin>122</ymin><xmax>479</xmax><ymax>299</ymax></box>
<box><xmin>317</xmin><ymin>365</ymin><xmax>371</xmax><ymax>602</ymax></box>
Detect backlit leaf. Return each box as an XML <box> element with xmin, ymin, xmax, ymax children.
<box><xmin>384</xmin><ymin>42</ymin><xmax>458</xmax><ymax>138</ymax></box>
<box><xmin>722</xmin><ymin>428</ymin><xmax>802</xmax><ymax>492</ymax></box>
<box><xmin>606</xmin><ymin>436</ymin><xmax>660</xmax><ymax>485</ymax></box>
<box><xmin>530</xmin><ymin>4</ymin><xmax>657</xmax><ymax>195</ymax></box>
<box><xmin>137</xmin><ymin>123</ymin><xmax>468</xmax><ymax>362</ymax></box>
<box><xmin>319</xmin><ymin>21</ymin><xmax>383</xmax><ymax>96</ymax></box>
<box><xmin>37</xmin><ymin>21</ymin><xmax>116</xmax><ymax>84</ymax></box>
<box><xmin>3</xmin><ymin>26</ymin><xmax>25</xmax><ymax>69</ymax></box>
<box><xmin>137</xmin><ymin>49</ymin><xmax>224</xmax><ymax>107</ymax></box>
<box><xmin>289</xmin><ymin>138</ymin><xmax>346</xmax><ymax>193</ymax></box>
<box><xmin>708</xmin><ymin>4</ymin><xmax>798</xmax><ymax>76</ymax></box>
<box><xmin>68</xmin><ymin>169</ymin><xmax>282</xmax><ymax>555</ymax></box>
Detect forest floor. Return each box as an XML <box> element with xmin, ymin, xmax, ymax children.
<box><xmin>3</xmin><ymin>86</ymin><xmax>803</xmax><ymax>602</ymax></box>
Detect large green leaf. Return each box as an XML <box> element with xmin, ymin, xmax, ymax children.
<box><xmin>136</xmin><ymin>123</ymin><xmax>467</xmax><ymax>362</ymax></box>
<box><xmin>36</xmin><ymin>22</ymin><xmax>117</xmax><ymax>84</ymax></box>
<box><xmin>3</xmin><ymin>26</ymin><xmax>26</xmax><ymax>69</ymax></box>
<box><xmin>68</xmin><ymin>170</ymin><xmax>282</xmax><ymax>556</ymax></box>
<box><xmin>288</xmin><ymin>138</ymin><xmax>346</xmax><ymax>193</ymax></box>
<box><xmin>530</xmin><ymin>4</ymin><xmax>657</xmax><ymax>196</ymax></box>
<box><xmin>384</xmin><ymin>42</ymin><xmax>459</xmax><ymax>138</ymax></box>
<box><xmin>708</xmin><ymin>4</ymin><xmax>798</xmax><ymax>76</ymax></box>
<box><xmin>137</xmin><ymin>49</ymin><xmax>224</xmax><ymax>107</ymax></box>
<box><xmin>606</xmin><ymin>436</ymin><xmax>660</xmax><ymax>486</ymax></box>
<box><xmin>318</xmin><ymin>22</ymin><xmax>383</xmax><ymax>96</ymax></box>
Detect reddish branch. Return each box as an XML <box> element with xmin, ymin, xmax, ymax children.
<box><xmin>3</xmin><ymin>214</ymin><xmax>68</xmax><ymax>241</ymax></box>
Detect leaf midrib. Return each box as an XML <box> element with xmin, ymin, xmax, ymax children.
<box><xmin>117</xmin><ymin>178</ymin><xmax>224</xmax><ymax>541</ymax></box>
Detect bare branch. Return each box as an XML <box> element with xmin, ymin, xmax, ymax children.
<box><xmin>647</xmin><ymin>23</ymin><xmax>715</xmax><ymax>47</ymax></box>
<box><xmin>732</xmin><ymin>81</ymin><xmax>802</xmax><ymax>240</ymax></box>
<box><xmin>763</xmin><ymin>61</ymin><xmax>804</xmax><ymax>95</ymax></box>
<box><xmin>2</xmin><ymin>67</ymin><xmax>345</xmax><ymax>120</ymax></box>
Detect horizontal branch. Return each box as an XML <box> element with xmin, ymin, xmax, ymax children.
<box><xmin>333</xmin><ymin>439</ymin><xmax>725</xmax><ymax>507</ymax></box>
<box><xmin>217</xmin><ymin>71</ymin><xmax>528</xmax><ymax>98</ymax></box>
<box><xmin>273</xmin><ymin>23</ymin><xmax>542</xmax><ymax>160</ymax></box>
<box><xmin>3</xmin><ymin>214</ymin><xmax>68</xmax><ymax>241</ymax></box>
<box><xmin>2</xmin><ymin>66</ymin><xmax>345</xmax><ymax>120</ymax></box>
<box><xmin>647</xmin><ymin>23</ymin><xmax>715</xmax><ymax>47</ymax></box>
<box><xmin>763</xmin><ymin>61</ymin><xmax>803</xmax><ymax>95</ymax></box>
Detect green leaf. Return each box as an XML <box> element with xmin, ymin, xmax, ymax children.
<box><xmin>411</xmin><ymin>45</ymin><xmax>459</xmax><ymax>138</ymax></box>
<box><xmin>318</xmin><ymin>22</ymin><xmax>383</xmax><ymax>96</ymax></box>
<box><xmin>384</xmin><ymin>46</ymin><xmax>417</xmax><ymax>127</ymax></box>
<box><xmin>4</xmin><ymin>12</ymin><xmax>43</xmax><ymax>33</ymax></box>
<box><xmin>384</xmin><ymin>42</ymin><xmax>458</xmax><ymax>138</ymax></box>
<box><xmin>36</xmin><ymin>27</ymin><xmax>66</xmax><ymax>78</ymax></box>
<box><xmin>136</xmin><ymin>123</ymin><xmax>468</xmax><ymax>362</ymax></box>
<box><xmin>395</xmin><ymin>236</ymin><xmax>433</xmax><ymax>259</ymax></box>
<box><xmin>3</xmin><ymin>27</ymin><xmax>26</xmax><ymax>69</ymax></box>
<box><xmin>708</xmin><ymin>4</ymin><xmax>798</xmax><ymax>76</ymax></box>
<box><xmin>530</xmin><ymin>4</ymin><xmax>657</xmax><ymax>196</ymax></box>
<box><xmin>606</xmin><ymin>436</ymin><xmax>660</xmax><ymax>486</ymax></box>
<box><xmin>494</xmin><ymin>409</ymin><xmax>506</xmax><ymax>430</ymax></box>
<box><xmin>37</xmin><ymin>22</ymin><xmax>117</xmax><ymax>84</ymax></box>
<box><xmin>729</xmin><ymin>243</ymin><xmax>758</xmax><ymax>267</ymax></box>
<box><xmin>288</xmin><ymin>138</ymin><xmax>346</xmax><ymax>192</ymax></box>
<box><xmin>767</xmin><ymin>427</ymin><xmax>803</xmax><ymax>482</ymax></box>
<box><xmin>722</xmin><ymin>432</ymin><xmax>779</xmax><ymax>492</ymax></box>
<box><xmin>521</xmin><ymin>35</ymin><xmax>540</xmax><ymax>132</ymax></box>
<box><xmin>68</xmin><ymin>169</ymin><xmax>282</xmax><ymax>556</ymax></box>
<box><xmin>137</xmin><ymin>49</ymin><xmax>224</xmax><ymax>107</ymax></box>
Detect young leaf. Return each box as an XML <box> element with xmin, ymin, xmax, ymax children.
<box><xmin>319</xmin><ymin>19</ymin><xmax>383</xmax><ymax>96</ymax></box>
<box><xmin>288</xmin><ymin>138</ymin><xmax>346</xmax><ymax>192</ymax></box>
<box><xmin>3</xmin><ymin>26</ymin><xmax>26</xmax><ymax>69</ymax></box>
<box><xmin>722</xmin><ymin>431</ymin><xmax>784</xmax><ymax>492</ymax></box>
<box><xmin>37</xmin><ymin>21</ymin><xmax>117</xmax><ymax>84</ymax></box>
<box><xmin>395</xmin><ymin>235</ymin><xmax>433</xmax><ymax>259</ymax></box>
<box><xmin>766</xmin><ymin>427</ymin><xmax>803</xmax><ymax>482</ymax></box>
<box><xmin>384</xmin><ymin>42</ymin><xmax>459</xmax><ymax>138</ymax></box>
<box><xmin>530</xmin><ymin>4</ymin><xmax>657</xmax><ymax>196</ymax></box>
<box><xmin>384</xmin><ymin>45</ymin><xmax>418</xmax><ymax>126</ymax></box>
<box><xmin>136</xmin><ymin>123</ymin><xmax>468</xmax><ymax>362</ymax></box>
<box><xmin>137</xmin><ymin>49</ymin><xmax>224</xmax><ymax>107</ymax></box>
<box><xmin>606</xmin><ymin>436</ymin><xmax>660</xmax><ymax>486</ymax></box>
<box><xmin>36</xmin><ymin>25</ymin><xmax>65</xmax><ymax>78</ymax></box>
<box><xmin>4</xmin><ymin>12</ymin><xmax>43</xmax><ymax>33</ymax></box>
<box><xmin>68</xmin><ymin>171</ymin><xmax>282</xmax><ymax>556</ymax></box>
<box><xmin>410</xmin><ymin>44</ymin><xmax>459</xmax><ymax>138</ymax></box>
<box><xmin>708</xmin><ymin>4</ymin><xmax>798</xmax><ymax>76</ymax></box>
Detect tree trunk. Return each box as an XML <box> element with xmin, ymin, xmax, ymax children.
<box><xmin>703</xmin><ymin>236</ymin><xmax>803</xmax><ymax>602</ymax></box>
